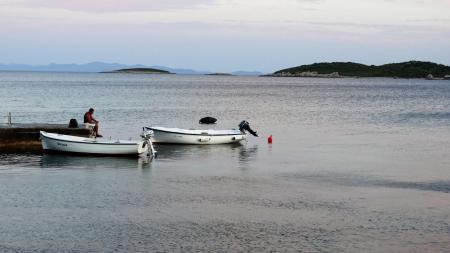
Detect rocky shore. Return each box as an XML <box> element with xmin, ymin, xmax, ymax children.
<box><xmin>269</xmin><ymin>71</ymin><xmax>341</xmax><ymax>78</ymax></box>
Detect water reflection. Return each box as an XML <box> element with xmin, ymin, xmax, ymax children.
<box><xmin>0</xmin><ymin>154</ymin><xmax>42</xmax><ymax>168</ymax></box>
<box><xmin>154</xmin><ymin>143</ymin><xmax>244</xmax><ymax>160</ymax></box>
<box><xmin>40</xmin><ymin>154</ymin><xmax>151</xmax><ymax>170</ymax></box>
<box><xmin>238</xmin><ymin>145</ymin><xmax>259</xmax><ymax>165</ymax></box>
<box><xmin>153</xmin><ymin>143</ymin><xmax>260</xmax><ymax>170</ymax></box>
<box><xmin>1</xmin><ymin>144</ymin><xmax>260</xmax><ymax>171</ymax></box>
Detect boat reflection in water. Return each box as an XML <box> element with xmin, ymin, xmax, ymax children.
<box><xmin>154</xmin><ymin>143</ymin><xmax>259</xmax><ymax>168</ymax></box>
<box><xmin>0</xmin><ymin>154</ymin><xmax>43</xmax><ymax>167</ymax></box>
<box><xmin>39</xmin><ymin>143</ymin><xmax>260</xmax><ymax>170</ymax></box>
<box><xmin>40</xmin><ymin>154</ymin><xmax>152</xmax><ymax>170</ymax></box>
<box><xmin>238</xmin><ymin>145</ymin><xmax>259</xmax><ymax>164</ymax></box>
<box><xmin>154</xmin><ymin>143</ymin><xmax>244</xmax><ymax>160</ymax></box>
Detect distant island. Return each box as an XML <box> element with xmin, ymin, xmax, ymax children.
<box><xmin>272</xmin><ymin>61</ymin><xmax>450</xmax><ymax>79</ymax></box>
<box><xmin>103</xmin><ymin>68</ymin><xmax>172</xmax><ymax>74</ymax></box>
<box><xmin>0</xmin><ymin>62</ymin><xmax>265</xmax><ymax>75</ymax></box>
<box><xmin>205</xmin><ymin>73</ymin><xmax>234</xmax><ymax>76</ymax></box>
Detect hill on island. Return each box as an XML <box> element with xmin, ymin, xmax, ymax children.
<box><xmin>274</xmin><ymin>61</ymin><xmax>450</xmax><ymax>78</ymax></box>
<box><xmin>105</xmin><ymin>68</ymin><xmax>172</xmax><ymax>74</ymax></box>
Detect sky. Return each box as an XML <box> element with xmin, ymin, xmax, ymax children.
<box><xmin>0</xmin><ymin>0</ymin><xmax>449</xmax><ymax>72</ymax></box>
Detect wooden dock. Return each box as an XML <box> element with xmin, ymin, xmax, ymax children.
<box><xmin>0</xmin><ymin>123</ymin><xmax>91</xmax><ymax>153</ymax></box>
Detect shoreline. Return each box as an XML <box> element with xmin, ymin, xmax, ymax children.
<box><xmin>260</xmin><ymin>74</ymin><xmax>449</xmax><ymax>80</ymax></box>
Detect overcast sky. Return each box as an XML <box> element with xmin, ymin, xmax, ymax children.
<box><xmin>0</xmin><ymin>0</ymin><xmax>449</xmax><ymax>72</ymax></box>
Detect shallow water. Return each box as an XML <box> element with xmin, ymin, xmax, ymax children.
<box><xmin>1</xmin><ymin>72</ymin><xmax>450</xmax><ymax>252</ymax></box>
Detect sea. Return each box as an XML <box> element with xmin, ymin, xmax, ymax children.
<box><xmin>1</xmin><ymin>71</ymin><xmax>450</xmax><ymax>252</ymax></box>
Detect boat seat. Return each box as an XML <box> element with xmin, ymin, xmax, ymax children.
<box><xmin>84</xmin><ymin>123</ymin><xmax>96</xmax><ymax>138</ymax></box>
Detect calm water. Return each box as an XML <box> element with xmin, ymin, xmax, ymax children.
<box><xmin>1</xmin><ymin>72</ymin><xmax>450</xmax><ymax>252</ymax></box>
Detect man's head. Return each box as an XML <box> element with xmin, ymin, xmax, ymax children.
<box><xmin>89</xmin><ymin>108</ymin><xmax>94</xmax><ymax>114</ymax></box>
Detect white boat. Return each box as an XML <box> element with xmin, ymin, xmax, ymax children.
<box><xmin>145</xmin><ymin>127</ymin><xmax>246</xmax><ymax>145</ymax></box>
<box><xmin>145</xmin><ymin>120</ymin><xmax>258</xmax><ymax>145</ymax></box>
<box><xmin>40</xmin><ymin>130</ymin><xmax>156</xmax><ymax>157</ymax></box>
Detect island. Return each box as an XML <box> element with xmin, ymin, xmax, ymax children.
<box><xmin>103</xmin><ymin>68</ymin><xmax>173</xmax><ymax>74</ymax></box>
<box><xmin>271</xmin><ymin>61</ymin><xmax>450</xmax><ymax>79</ymax></box>
<box><xmin>205</xmin><ymin>73</ymin><xmax>234</xmax><ymax>76</ymax></box>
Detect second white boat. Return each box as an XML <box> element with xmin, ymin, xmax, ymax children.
<box><xmin>145</xmin><ymin>127</ymin><xmax>247</xmax><ymax>144</ymax></box>
<box><xmin>145</xmin><ymin>120</ymin><xmax>258</xmax><ymax>145</ymax></box>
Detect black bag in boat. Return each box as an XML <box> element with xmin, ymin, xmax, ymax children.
<box><xmin>69</xmin><ymin>118</ymin><xmax>78</xmax><ymax>128</ymax></box>
<box><xmin>199</xmin><ymin>117</ymin><xmax>217</xmax><ymax>124</ymax></box>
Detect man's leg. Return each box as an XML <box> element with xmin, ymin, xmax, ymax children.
<box><xmin>95</xmin><ymin>123</ymin><xmax>102</xmax><ymax>137</ymax></box>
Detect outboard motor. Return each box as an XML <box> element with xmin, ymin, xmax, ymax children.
<box><xmin>141</xmin><ymin>128</ymin><xmax>157</xmax><ymax>158</ymax></box>
<box><xmin>199</xmin><ymin>117</ymin><xmax>217</xmax><ymax>124</ymax></box>
<box><xmin>239</xmin><ymin>120</ymin><xmax>258</xmax><ymax>137</ymax></box>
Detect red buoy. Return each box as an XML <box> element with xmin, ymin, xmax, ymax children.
<box><xmin>268</xmin><ymin>135</ymin><xmax>273</xmax><ymax>144</ymax></box>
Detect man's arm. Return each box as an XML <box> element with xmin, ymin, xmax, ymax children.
<box><xmin>85</xmin><ymin>113</ymin><xmax>97</xmax><ymax>124</ymax></box>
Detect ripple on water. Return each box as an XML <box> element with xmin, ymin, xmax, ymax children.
<box><xmin>0</xmin><ymin>154</ymin><xmax>42</xmax><ymax>174</ymax></box>
<box><xmin>279</xmin><ymin>172</ymin><xmax>450</xmax><ymax>193</ymax></box>
<box><xmin>0</xmin><ymin>220</ymin><xmax>342</xmax><ymax>252</ymax></box>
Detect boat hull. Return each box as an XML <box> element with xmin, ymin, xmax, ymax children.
<box><xmin>40</xmin><ymin>131</ymin><xmax>147</xmax><ymax>156</ymax></box>
<box><xmin>146</xmin><ymin>127</ymin><xmax>246</xmax><ymax>145</ymax></box>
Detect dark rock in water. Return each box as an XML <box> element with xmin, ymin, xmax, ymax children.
<box><xmin>199</xmin><ymin>117</ymin><xmax>217</xmax><ymax>124</ymax></box>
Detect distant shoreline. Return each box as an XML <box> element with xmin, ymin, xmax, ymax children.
<box><xmin>0</xmin><ymin>70</ymin><xmax>448</xmax><ymax>80</ymax></box>
<box><xmin>205</xmin><ymin>73</ymin><xmax>234</xmax><ymax>76</ymax></box>
<box><xmin>1</xmin><ymin>60</ymin><xmax>450</xmax><ymax>79</ymax></box>
<box><xmin>261</xmin><ymin>75</ymin><xmax>450</xmax><ymax>80</ymax></box>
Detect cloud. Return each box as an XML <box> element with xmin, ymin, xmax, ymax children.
<box><xmin>1</xmin><ymin>0</ymin><xmax>449</xmax><ymax>48</ymax></box>
<box><xmin>1</xmin><ymin>0</ymin><xmax>219</xmax><ymax>12</ymax></box>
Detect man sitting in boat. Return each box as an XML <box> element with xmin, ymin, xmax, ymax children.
<box><xmin>84</xmin><ymin>108</ymin><xmax>102</xmax><ymax>137</ymax></box>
